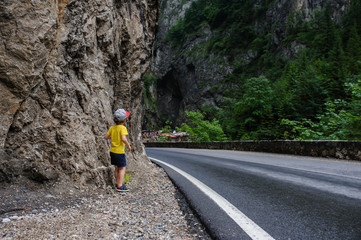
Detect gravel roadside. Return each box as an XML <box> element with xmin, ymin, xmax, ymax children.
<box><xmin>0</xmin><ymin>159</ymin><xmax>212</xmax><ymax>240</ymax></box>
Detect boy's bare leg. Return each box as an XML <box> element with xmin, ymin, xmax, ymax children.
<box><xmin>114</xmin><ymin>166</ymin><xmax>126</xmax><ymax>187</ymax></box>
<box><xmin>118</xmin><ymin>166</ymin><xmax>126</xmax><ymax>186</ymax></box>
<box><xmin>114</xmin><ymin>166</ymin><xmax>120</xmax><ymax>187</ymax></box>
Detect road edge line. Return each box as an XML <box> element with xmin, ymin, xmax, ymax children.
<box><xmin>150</xmin><ymin>157</ymin><xmax>275</xmax><ymax>240</ymax></box>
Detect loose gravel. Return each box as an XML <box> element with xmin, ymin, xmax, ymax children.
<box><xmin>0</xmin><ymin>160</ymin><xmax>212</xmax><ymax>240</ymax></box>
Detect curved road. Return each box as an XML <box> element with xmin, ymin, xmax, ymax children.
<box><xmin>146</xmin><ymin>147</ymin><xmax>361</xmax><ymax>240</ymax></box>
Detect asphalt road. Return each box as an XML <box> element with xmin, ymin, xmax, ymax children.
<box><xmin>145</xmin><ymin>147</ymin><xmax>361</xmax><ymax>240</ymax></box>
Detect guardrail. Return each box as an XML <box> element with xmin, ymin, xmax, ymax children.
<box><xmin>144</xmin><ymin>140</ymin><xmax>361</xmax><ymax>161</ymax></box>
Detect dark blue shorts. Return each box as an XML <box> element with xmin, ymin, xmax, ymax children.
<box><xmin>110</xmin><ymin>152</ymin><xmax>127</xmax><ymax>167</ymax></box>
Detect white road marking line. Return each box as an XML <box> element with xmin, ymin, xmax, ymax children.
<box><xmin>150</xmin><ymin>157</ymin><xmax>275</xmax><ymax>240</ymax></box>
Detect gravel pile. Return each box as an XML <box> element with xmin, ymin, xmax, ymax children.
<box><xmin>0</xmin><ymin>159</ymin><xmax>212</xmax><ymax>240</ymax></box>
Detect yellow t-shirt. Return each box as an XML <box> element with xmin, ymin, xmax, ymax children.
<box><xmin>107</xmin><ymin>124</ymin><xmax>128</xmax><ymax>154</ymax></box>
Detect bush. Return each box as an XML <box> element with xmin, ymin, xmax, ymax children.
<box><xmin>177</xmin><ymin>111</ymin><xmax>228</xmax><ymax>142</ymax></box>
<box><xmin>281</xmin><ymin>77</ymin><xmax>361</xmax><ymax>140</ymax></box>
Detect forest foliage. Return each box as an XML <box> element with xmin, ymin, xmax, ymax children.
<box><xmin>164</xmin><ymin>0</ymin><xmax>361</xmax><ymax>141</ymax></box>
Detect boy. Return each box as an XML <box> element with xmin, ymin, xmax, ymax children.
<box><xmin>105</xmin><ymin>108</ymin><xmax>131</xmax><ymax>192</ymax></box>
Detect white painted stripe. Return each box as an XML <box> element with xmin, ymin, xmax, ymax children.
<box><xmin>150</xmin><ymin>157</ymin><xmax>275</xmax><ymax>240</ymax></box>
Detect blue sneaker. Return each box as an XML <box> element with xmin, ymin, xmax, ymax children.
<box><xmin>116</xmin><ymin>185</ymin><xmax>129</xmax><ymax>192</ymax></box>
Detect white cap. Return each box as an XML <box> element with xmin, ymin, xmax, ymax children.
<box><xmin>114</xmin><ymin>109</ymin><xmax>130</xmax><ymax>121</ymax></box>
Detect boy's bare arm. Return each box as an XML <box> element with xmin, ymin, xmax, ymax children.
<box><xmin>121</xmin><ymin>135</ymin><xmax>131</xmax><ymax>152</ymax></box>
<box><xmin>105</xmin><ymin>134</ymin><xmax>111</xmax><ymax>140</ymax></box>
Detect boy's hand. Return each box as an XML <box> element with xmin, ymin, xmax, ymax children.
<box><xmin>121</xmin><ymin>135</ymin><xmax>131</xmax><ymax>152</ymax></box>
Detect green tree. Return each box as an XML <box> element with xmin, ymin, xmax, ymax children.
<box><xmin>234</xmin><ymin>76</ymin><xmax>275</xmax><ymax>139</ymax></box>
<box><xmin>324</xmin><ymin>34</ymin><xmax>346</xmax><ymax>98</ymax></box>
<box><xmin>342</xmin><ymin>0</ymin><xmax>361</xmax><ymax>33</ymax></box>
<box><xmin>165</xmin><ymin>18</ymin><xmax>185</xmax><ymax>47</ymax></box>
<box><xmin>312</xmin><ymin>4</ymin><xmax>336</xmax><ymax>58</ymax></box>
<box><xmin>345</xmin><ymin>22</ymin><xmax>361</xmax><ymax>74</ymax></box>
<box><xmin>216</xmin><ymin>98</ymin><xmax>240</xmax><ymax>139</ymax></box>
<box><xmin>177</xmin><ymin>111</ymin><xmax>228</xmax><ymax>142</ymax></box>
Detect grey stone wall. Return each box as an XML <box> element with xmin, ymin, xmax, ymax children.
<box><xmin>144</xmin><ymin>141</ymin><xmax>361</xmax><ymax>161</ymax></box>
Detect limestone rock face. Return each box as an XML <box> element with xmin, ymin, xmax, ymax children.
<box><xmin>146</xmin><ymin>0</ymin><xmax>350</xmax><ymax>128</ymax></box>
<box><xmin>0</xmin><ymin>0</ymin><xmax>160</xmax><ymax>185</ymax></box>
<box><xmin>267</xmin><ymin>0</ymin><xmax>349</xmax><ymax>56</ymax></box>
<box><xmin>147</xmin><ymin>0</ymin><xmax>221</xmax><ymax>128</ymax></box>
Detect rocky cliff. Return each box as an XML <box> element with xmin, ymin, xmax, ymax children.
<box><xmin>145</xmin><ymin>0</ymin><xmax>350</xmax><ymax>129</ymax></box>
<box><xmin>0</xmin><ymin>0</ymin><xmax>160</xmax><ymax>186</ymax></box>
